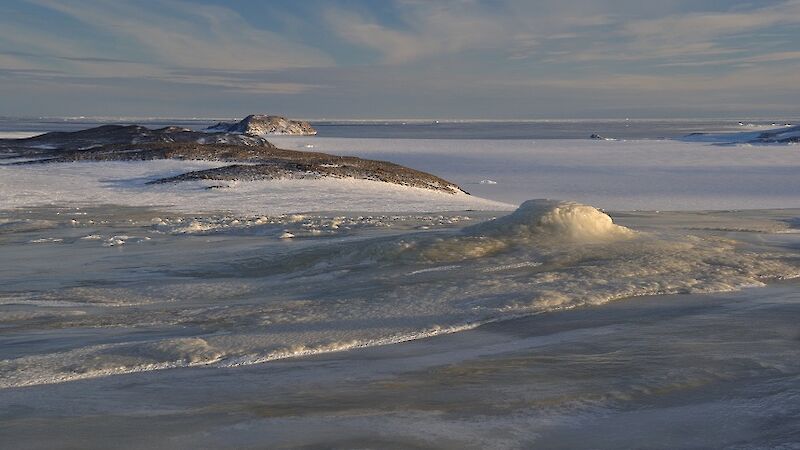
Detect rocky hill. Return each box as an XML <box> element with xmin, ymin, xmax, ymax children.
<box><xmin>206</xmin><ymin>114</ymin><xmax>317</xmax><ymax>136</ymax></box>
<box><xmin>146</xmin><ymin>149</ymin><xmax>463</xmax><ymax>194</ymax></box>
<box><xmin>1</xmin><ymin>124</ymin><xmax>274</xmax><ymax>154</ymax></box>
<box><xmin>0</xmin><ymin>122</ymin><xmax>464</xmax><ymax>195</ymax></box>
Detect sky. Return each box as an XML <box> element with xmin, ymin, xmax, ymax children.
<box><xmin>1</xmin><ymin>0</ymin><xmax>799</xmax><ymax>119</ymax></box>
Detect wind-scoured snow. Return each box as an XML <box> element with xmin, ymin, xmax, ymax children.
<box><xmin>0</xmin><ymin>160</ymin><xmax>510</xmax><ymax>214</ymax></box>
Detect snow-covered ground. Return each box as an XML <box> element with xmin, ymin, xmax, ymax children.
<box><xmin>0</xmin><ymin>131</ymin><xmax>46</xmax><ymax>139</ymax></box>
<box><xmin>0</xmin><ymin>160</ymin><xmax>510</xmax><ymax>215</ymax></box>
<box><xmin>3</xmin><ymin>137</ymin><xmax>798</xmax><ymax>215</ymax></box>
<box><xmin>270</xmin><ymin>137</ymin><xmax>800</xmax><ymax>211</ymax></box>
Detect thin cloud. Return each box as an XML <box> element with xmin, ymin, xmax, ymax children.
<box><xmin>493</xmin><ymin>65</ymin><xmax>800</xmax><ymax>93</ymax></box>
<box><xmin>656</xmin><ymin>51</ymin><xmax>800</xmax><ymax>67</ymax></box>
<box><xmin>531</xmin><ymin>1</ymin><xmax>800</xmax><ymax>65</ymax></box>
<box><xmin>0</xmin><ymin>50</ymin><xmax>135</xmax><ymax>64</ymax></box>
<box><xmin>324</xmin><ymin>1</ymin><xmax>537</xmax><ymax>63</ymax></box>
<box><xmin>1</xmin><ymin>0</ymin><xmax>799</xmax><ymax>117</ymax></box>
<box><xmin>1</xmin><ymin>0</ymin><xmax>333</xmax><ymax>92</ymax></box>
<box><xmin>27</xmin><ymin>0</ymin><xmax>333</xmax><ymax>71</ymax></box>
<box><xmin>622</xmin><ymin>1</ymin><xmax>800</xmax><ymax>41</ymax></box>
<box><xmin>612</xmin><ymin>0</ymin><xmax>800</xmax><ymax>62</ymax></box>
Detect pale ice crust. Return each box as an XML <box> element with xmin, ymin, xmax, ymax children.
<box><xmin>1</xmin><ymin>200</ymin><xmax>796</xmax><ymax>388</ymax></box>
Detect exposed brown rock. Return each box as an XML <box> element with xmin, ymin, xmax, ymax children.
<box><xmin>206</xmin><ymin>114</ymin><xmax>316</xmax><ymax>136</ymax></box>
<box><xmin>0</xmin><ymin>123</ymin><xmax>465</xmax><ymax>195</ymax></box>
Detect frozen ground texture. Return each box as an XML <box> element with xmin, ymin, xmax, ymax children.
<box><xmin>3</xmin><ymin>282</ymin><xmax>797</xmax><ymax>449</ymax></box>
<box><xmin>1</xmin><ymin>201</ymin><xmax>797</xmax><ymax>388</ymax></box>
<box><xmin>0</xmin><ymin>202</ymin><xmax>799</xmax><ymax>449</ymax></box>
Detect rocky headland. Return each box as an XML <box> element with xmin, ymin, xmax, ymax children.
<box><xmin>0</xmin><ymin>119</ymin><xmax>464</xmax><ymax>195</ymax></box>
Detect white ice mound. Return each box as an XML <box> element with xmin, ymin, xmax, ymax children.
<box><xmin>465</xmin><ymin>199</ymin><xmax>634</xmax><ymax>242</ymax></box>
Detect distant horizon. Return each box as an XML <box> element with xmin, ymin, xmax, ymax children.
<box><xmin>2</xmin><ymin>115</ymin><xmax>798</xmax><ymax>123</ymax></box>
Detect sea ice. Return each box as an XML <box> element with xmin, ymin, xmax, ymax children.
<box><xmin>269</xmin><ymin>136</ymin><xmax>800</xmax><ymax>210</ymax></box>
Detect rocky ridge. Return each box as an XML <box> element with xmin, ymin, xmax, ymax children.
<box><xmin>2</xmin><ymin>125</ymin><xmax>274</xmax><ymax>154</ymax></box>
<box><xmin>0</xmin><ymin>122</ymin><xmax>464</xmax><ymax>195</ymax></box>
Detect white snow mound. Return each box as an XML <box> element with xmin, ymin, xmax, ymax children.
<box><xmin>465</xmin><ymin>199</ymin><xmax>635</xmax><ymax>242</ymax></box>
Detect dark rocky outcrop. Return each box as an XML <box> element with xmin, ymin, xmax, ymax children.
<box><xmin>590</xmin><ymin>133</ymin><xmax>616</xmax><ymax>141</ymax></box>
<box><xmin>0</xmin><ymin>122</ymin><xmax>464</xmax><ymax>195</ymax></box>
<box><xmin>8</xmin><ymin>142</ymin><xmax>281</xmax><ymax>164</ymax></box>
<box><xmin>0</xmin><ymin>124</ymin><xmax>274</xmax><ymax>155</ymax></box>
<box><xmin>206</xmin><ymin>114</ymin><xmax>316</xmax><ymax>136</ymax></box>
<box><xmin>147</xmin><ymin>152</ymin><xmax>464</xmax><ymax>194</ymax></box>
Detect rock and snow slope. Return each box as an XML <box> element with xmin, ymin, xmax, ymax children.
<box><xmin>0</xmin><ymin>161</ymin><xmax>510</xmax><ymax>214</ymax></box>
<box><xmin>206</xmin><ymin>114</ymin><xmax>317</xmax><ymax>136</ymax></box>
<box><xmin>0</xmin><ymin>122</ymin><xmax>468</xmax><ymax>196</ymax></box>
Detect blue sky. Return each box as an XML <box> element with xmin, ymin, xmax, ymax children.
<box><xmin>1</xmin><ymin>0</ymin><xmax>799</xmax><ymax>118</ymax></box>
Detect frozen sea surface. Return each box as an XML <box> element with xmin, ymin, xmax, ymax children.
<box><xmin>269</xmin><ymin>136</ymin><xmax>800</xmax><ymax>211</ymax></box>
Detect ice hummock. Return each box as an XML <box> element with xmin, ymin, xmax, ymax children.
<box><xmin>465</xmin><ymin>199</ymin><xmax>634</xmax><ymax>242</ymax></box>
